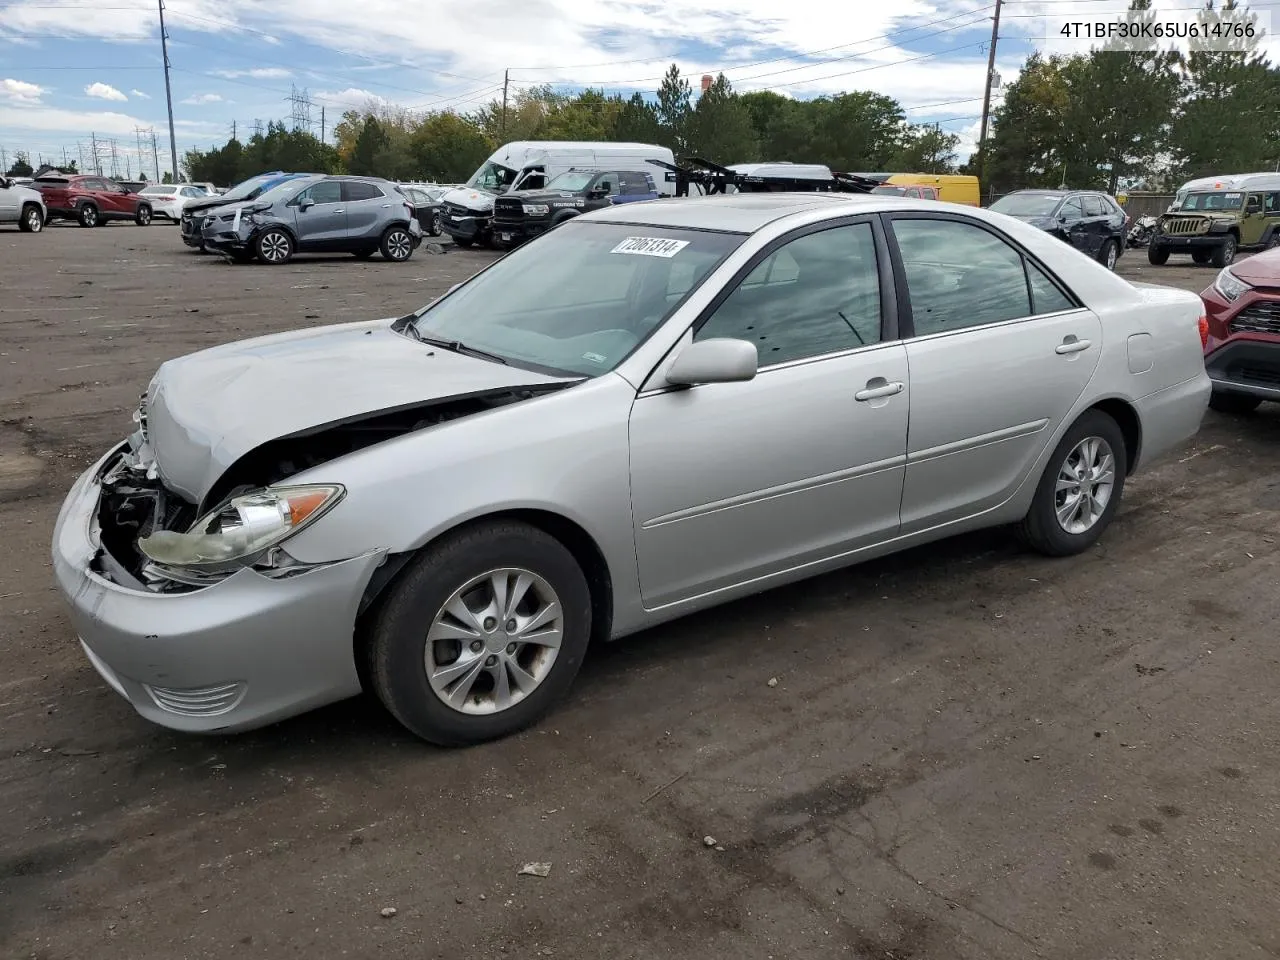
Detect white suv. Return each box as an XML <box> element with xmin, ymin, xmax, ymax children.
<box><xmin>0</xmin><ymin>176</ymin><xmax>46</xmax><ymax>232</ymax></box>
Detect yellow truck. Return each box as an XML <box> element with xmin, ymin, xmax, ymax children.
<box><xmin>865</xmin><ymin>173</ymin><xmax>981</xmax><ymax>206</ymax></box>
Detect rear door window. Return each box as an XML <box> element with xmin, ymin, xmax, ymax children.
<box><xmin>342</xmin><ymin>181</ymin><xmax>383</xmax><ymax>202</ymax></box>
<box><xmin>1082</xmin><ymin>196</ymin><xmax>1105</xmax><ymax>217</ymax></box>
<box><xmin>1059</xmin><ymin>198</ymin><xmax>1084</xmax><ymax>221</ymax></box>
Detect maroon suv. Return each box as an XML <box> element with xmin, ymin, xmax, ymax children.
<box><xmin>1201</xmin><ymin>250</ymin><xmax>1280</xmax><ymax>413</ymax></box>
<box><xmin>34</xmin><ymin>174</ymin><xmax>153</xmax><ymax>228</ymax></box>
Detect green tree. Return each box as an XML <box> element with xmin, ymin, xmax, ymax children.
<box><xmin>612</xmin><ymin>93</ymin><xmax>664</xmax><ymax>144</ymax></box>
<box><xmin>740</xmin><ymin>91</ymin><xmax>813</xmax><ymax>160</ymax></box>
<box><xmin>348</xmin><ymin>116</ymin><xmax>390</xmax><ymax>175</ymax></box>
<box><xmin>5</xmin><ymin>153</ymin><xmax>33</xmax><ymax>177</ymax></box>
<box><xmin>655</xmin><ymin>64</ymin><xmax>693</xmax><ymax>153</ymax></box>
<box><xmin>686</xmin><ymin>73</ymin><xmax>758</xmax><ymax>163</ymax></box>
<box><xmin>536</xmin><ymin>89</ymin><xmax>624</xmax><ymax>141</ymax></box>
<box><xmin>412</xmin><ymin>111</ymin><xmax>494</xmax><ymax>181</ymax></box>
<box><xmin>891</xmin><ymin>124</ymin><xmax>960</xmax><ymax>173</ymax></box>
<box><xmin>808</xmin><ymin>92</ymin><xmax>907</xmax><ymax>170</ymax></box>
<box><xmin>473</xmin><ymin>84</ymin><xmax>562</xmax><ymax>142</ymax></box>
<box><xmin>983</xmin><ymin>52</ymin><xmax>1079</xmax><ymax>191</ymax></box>
<box><xmin>1173</xmin><ymin>0</ymin><xmax>1279</xmax><ymax>176</ymax></box>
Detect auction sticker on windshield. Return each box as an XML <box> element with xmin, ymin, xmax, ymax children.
<box><xmin>611</xmin><ymin>237</ymin><xmax>690</xmax><ymax>258</ymax></box>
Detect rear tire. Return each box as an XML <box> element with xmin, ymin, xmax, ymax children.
<box><xmin>1016</xmin><ymin>409</ymin><xmax>1127</xmax><ymax>557</ymax></box>
<box><xmin>429</xmin><ymin>211</ymin><xmax>442</xmax><ymax>237</ymax></box>
<box><xmin>1098</xmin><ymin>238</ymin><xmax>1119</xmax><ymax>271</ymax></box>
<box><xmin>135</xmin><ymin>204</ymin><xmax>152</xmax><ymax>226</ymax></box>
<box><xmin>1146</xmin><ymin>244</ymin><xmax>1169</xmax><ymax>265</ymax></box>
<box><xmin>380</xmin><ymin>224</ymin><xmax>415</xmax><ymax>262</ymax></box>
<box><xmin>77</xmin><ymin>203</ymin><xmax>99</xmax><ymax>228</ymax></box>
<box><xmin>1211</xmin><ymin>235</ymin><xmax>1237</xmax><ymax>267</ymax></box>
<box><xmin>1209</xmin><ymin>391</ymin><xmax>1262</xmax><ymax>414</ymax></box>
<box><xmin>367</xmin><ymin>521</ymin><xmax>593</xmax><ymax>746</ymax></box>
<box><xmin>18</xmin><ymin>203</ymin><xmax>43</xmax><ymax>233</ymax></box>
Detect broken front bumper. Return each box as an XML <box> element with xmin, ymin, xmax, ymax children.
<box><xmin>51</xmin><ymin>444</ymin><xmax>384</xmax><ymax>734</ymax></box>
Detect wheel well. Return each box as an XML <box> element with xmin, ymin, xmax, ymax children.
<box><xmin>1089</xmin><ymin>398</ymin><xmax>1141</xmax><ymax>473</ymax></box>
<box><xmin>353</xmin><ymin>509</ymin><xmax>615</xmax><ymax>688</ymax></box>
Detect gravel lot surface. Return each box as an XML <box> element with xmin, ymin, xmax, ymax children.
<box><xmin>2</xmin><ymin>224</ymin><xmax>1278</xmax><ymax>960</ymax></box>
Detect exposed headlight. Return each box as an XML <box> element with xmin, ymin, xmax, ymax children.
<box><xmin>1213</xmin><ymin>267</ymin><xmax>1251</xmax><ymax>302</ymax></box>
<box><xmin>522</xmin><ymin>203</ymin><xmax>549</xmax><ymax>215</ymax></box>
<box><xmin>138</xmin><ymin>484</ymin><xmax>344</xmax><ymax>573</ymax></box>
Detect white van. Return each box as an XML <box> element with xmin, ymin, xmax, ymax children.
<box><xmin>442</xmin><ymin>141</ymin><xmax>676</xmax><ymax>248</ymax></box>
<box><xmin>1172</xmin><ymin>173</ymin><xmax>1280</xmax><ymax>210</ymax></box>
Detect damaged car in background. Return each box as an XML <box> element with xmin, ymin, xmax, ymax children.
<box><xmin>53</xmin><ymin>194</ymin><xmax>1211</xmax><ymax>747</ymax></box>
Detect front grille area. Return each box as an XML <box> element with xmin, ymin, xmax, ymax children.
<box><xmin>493</xmin><ymin>197</ymin><xmax>523</xmax><ymax>218</ymax></box>
<box><xmin>145</xmin><ymin>681</ymin><xmax>247</xmax><ymax>717</ymax></box>
<box><xmin>445</xmin><ymin>202</ymin><xmax>473</xmax><ymax>219</ymax></box>
<box><xmin>1162</xmin><ymin>217</ymin><xmax>1209</xmax><ymax>236</ymax></box>
<box><xmin>1230</xmin><ymin>299</ymin><xmax>1280</xmax><ymax>335</ymax></box>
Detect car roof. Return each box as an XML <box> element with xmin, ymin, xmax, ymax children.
<box><xmin>582</xmin><ymin>192</ymin><xmax>880</xmax><ymax>233</ymax></box>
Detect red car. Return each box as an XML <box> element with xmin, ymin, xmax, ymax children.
<box><xmin>1201</xmin><ymin>250</ymin><xmax>1280</xmax><ymax>413</ymax></box>
<box><xmin>33</xmin><ymin>174</ymin><xmax>154</xmax><ymax>228</ymax></box>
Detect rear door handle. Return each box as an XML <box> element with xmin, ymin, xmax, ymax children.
<box><xmin>1056</xmin><ymin>337</ymin><xmax>1092</xmax><ymax>355</ymax></box>
<box><xmin>855</xmin><ymin>380</ymin><xmax>905</xmax><ymax>401</ymax></box>
<box><xmin>333</xmin><ymin>208</ymin><xmax>345</xmax><ymax>214</ymax></box>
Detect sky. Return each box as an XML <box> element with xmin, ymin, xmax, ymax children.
<box><xmin>0</xmin><ymin>0</ymin><xmax>1275</xmax><ymax>180</ymax></box>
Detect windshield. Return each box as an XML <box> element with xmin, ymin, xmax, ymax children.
<box><xmin>221</xmin><ymin>174</ymin><xmax>285</xmax><ymax>202</ymax></box>
<box><xmin>410</xmin><ymin>222</ymin><xmax>745</xmax><ymax>376</ymax></box>
<box><xmin>250</xmin><ymin>178</ymin><xmax>315</xmax><ymax>206</ymax></box>
<box><xmin>871</xmin><ymin>185</ymin><xmax>906</xmax><ymax>196</ymax></box>
<box><xmin>466</xmin><ymin>161</ymin><xmax>518</xmax><ymax>193</ymax></box>
<box><xmin>1176</xmin><ymin>191</ymin><xmax>1243</xmax><ymax>212</ymax></box>
<box><xmin>546</xmin><ymin>171</ymin><xmax>596</xmax><ymax>192</ymax></box>
<box><xmin>989</xmin><ymin>193</ymin><xmax>1062</xmax><ymax>216</ymax></box>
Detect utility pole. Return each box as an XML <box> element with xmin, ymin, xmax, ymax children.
<box><xmin>110</xmin><ymin>139</ymin><xmax>120</xmax><ymax>179</ymax></box>
<box><xmin>62</xmin><ymin>145</ymin><xmax>70</xmax><ymax>170</ymax></box>
<box><xmin>0</xmin><ymin>146</ymin><xmax>7</xmax><ymax>175</ymax></box>
<box><xmin>320</xmin><ymin>106</ymin><xmax>325</xmax><ymax>143</ymax></box>
<box><xmin>158</xmin><ymin>0</ymin><xmax>180</xmax><ymax>183</ymax></box>
<box><xmin>231</xmin><ymin>119</ymin><xmax>237</xmax><ymax>142</ymax></box>
<box><xmin>150</xmin><ymin>130</ymin><xmax>161</xmax><ymax>184</ymax></box>
<box><xmin>977</xmin><ymin>0</ymin><xmax>1003</xmax><ymax>190</ymax></box>
<box><xmin>501</xmin><ymin>69</ymin><xmax>509</xmax><ymax>139</ymax></box>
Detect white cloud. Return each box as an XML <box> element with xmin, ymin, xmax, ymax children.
<box><xmin>313</xmin><ymin>87</ymin><xmax>390</xmax><ymax>109</ymax></box>
<box><xmin>130</xmin><ymin>88</ymin><xmax>152</xmax><ymax>99</ymax></box>
<box><xmin>214</xmin><ymin>67</ymin><xmax>292</xmax><ymax>79</ymax></box>
<box><xmin>181</xmin><ymin>92</ymin><xmax>226</xmax><ymax>105</ymax></box>
<box><xmin>1</xmin><ymin>77</ymin><xmax>45</xmax><ymax>104</ymax></box>
<box><xmin>85</xmin><ymin>81</ymin><xmax>128</xmax><ymax>102</ymax></box>
<box><xmin>0</xmin><ymin>104</ymin><xmax>145</xmax><ymax>136</ymax></box>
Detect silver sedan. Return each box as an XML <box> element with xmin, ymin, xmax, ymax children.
<box><xmin>52</xmin><ymin>194</ymin><xmax>1211</xmax><ymax>745</ymax></box>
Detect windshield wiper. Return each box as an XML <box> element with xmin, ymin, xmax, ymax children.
<box><xmin>403</xmin><ymin>323</ymin><xmax>508</xmax><ymax>365</ymax></box>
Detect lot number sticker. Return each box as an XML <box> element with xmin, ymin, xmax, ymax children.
<box><xmin>610</xmin><ymin>236</ymin><xmax>690</xmax><ymax>258</ymax></box>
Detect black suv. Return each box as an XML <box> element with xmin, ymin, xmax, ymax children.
<box><xmin>988</xmin><ymin>189</ymin><xmax>1129</xmax><ymax>271</ymax></box>
<box><xmin>491</xmin><ymin>168</ymin><xmax>660</xmax><ymax>248</ymax></box>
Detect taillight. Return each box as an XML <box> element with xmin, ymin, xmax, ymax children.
<box><xmin>1198</xmin><ymin>314</ymin><xmax>1209</xmax><ymax>348</ymax></box>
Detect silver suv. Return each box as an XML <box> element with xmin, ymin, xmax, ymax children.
<box><xmin>201</xmin><ymin>174</ymin><xmax>423</xmax><ymax>265</ymax></box>
<box><xmin>0</xmin><ymin>176</ymin><xmax>46</xmax><ymax>232</ymax></box>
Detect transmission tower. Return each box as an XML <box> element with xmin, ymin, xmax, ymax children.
<box><xmin>287</xmin><ymin>85</ymin><xmax>313</xmax><ymax>133</ymax></box>
<box><xmin>252</xmin><ymin>118</ymin><xmax>263</xmax><ymax>138</ymax></box>
<box><xmin>109</xmin><ymin>139</ymin><xmax>121</xmax><ymax>179</ymax></box>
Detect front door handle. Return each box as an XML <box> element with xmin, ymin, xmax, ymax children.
<box><xmin>333</xmin><ymin>208</ymin><xmax>345</xmax><ymax>214</ymax></box>
<box><xmin>1056</xmin><ymin>336</ymin><xmax>1092</xmax><ymax>355</ymax></box>
<box><xmin>855</xmin><ymin>379</ymin><xmax>905</xmax><ymax>401</ymax></box>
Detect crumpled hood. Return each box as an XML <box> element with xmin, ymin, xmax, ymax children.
<box><xmin>443</xmin><ymin>187</ymin><xmax>500</xmax><ymax>213</ymax></box>
<box><xmin>142</xmin><ymin>318</ymin><xmax>571</xmax><ymax>503</ymax></box>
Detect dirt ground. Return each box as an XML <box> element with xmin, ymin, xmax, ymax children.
<box><xmin>2</xmin><ymin>224</ymin><xmax>1279</xmax><ymax>960</ymax></box>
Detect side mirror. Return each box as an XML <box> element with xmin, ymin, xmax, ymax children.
<box><xmin>0</xmin><ymin>177</ymin><xmax>9</xmax><ymax>189</ymax></box>
<box><xmin>298</xmin><ymin>198</ymin><xmax>314</xmax><ymax>211</ymax></box>
<box><xmin>665</xmin><ymin>338</ymin><xmax>758</xmax><ymax>387</ymax></box>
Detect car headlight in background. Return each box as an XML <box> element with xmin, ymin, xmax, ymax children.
<box><xmin>522</xmin><ymin>203</ymin><xmax>550</xmax><ymax>215</ymax></box>
<box><xmin>1213</xmin><ymin>267</ymin><xmax>1251</xmax><ymax>302</ymax></box>
<box><xmin>138</xmin><ymin>484</ymin><xmax>344</xmax><ymax>574</ymax></box>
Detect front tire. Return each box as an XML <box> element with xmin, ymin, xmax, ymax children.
<box><xmin>255</xmin><ymin>227</ymin><xmax>294</xmax><ymax>265</ymax></box>
<box><xmin>1147</xmin><ymin>244</ymin><xmax>1169</xmax><ymax>265</ymax></box>
<box><xmin>1017</xmin><ymin>410</ymin><xmax>1127</xmax><ymax>557</ymax></box>
<box><xmin>1212</xmin><ymin>235</ymin><xmax>1237</xmax><ymax>267</ymax></box>
<box><xmin>380</xmin><ymin>224</ymin><xmax>415</xmax><ymax>262</ymax></box>
<box><xmin>1209</xmin><ymin>391</ymin><xmax>1262</xmax><ymax>414</ymax></box>
<box><xmin>77</xmin><ymin>203</ymin><xmax>99</xmax><ymax>228</ymax></box>
<box><xmin>135</xmin><ymin>204</ymin><xmax>152</xmax><ymax>226</ymax></box>
<box><xmin>18</xmin><ymin>204</ymin><xmax>43</xmax><ymax>233</ymax></box>
<box><xmin>429</xmin><ymin>211</ymin><xmax>442</xmax><ymax>237</ymax></box>
<box><xmin>1192</xmin><ymin>250</ymin><xmax>1212</xmax><ymax>265</ymax></box>
<box><xmin>368</xmin><ymin>521</ymin><xmax>593</xmax><ymax>747</ymax></box>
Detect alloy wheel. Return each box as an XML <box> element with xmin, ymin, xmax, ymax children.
<box><xmin>260</xmin><ymin>231</ymin><xmax>290</xmax><ymax>263</ymax></box>
<box><xmin>1105</xmin><ymin>242</ymin><xmax>1118</xmax><ymax>270</ymax></box>
<box><xmin>387</xmin><ymin>229</ymin><xmax>412</xmax><ymax>260</ymax></box>
<box><xmin>424</xmin><ymin>568</ymin><xmax>564</xmax><ymax>716</ymax></box>
<box><xmin>25</xmin><ymin>208</ymin><xmax>42</xmax><ymax>232</ymax></box>
<box><xmin>1054</xmin><ymin>436</ymin><xmax>1116</xmax><ymax>535</ymax></box>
